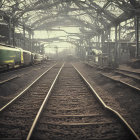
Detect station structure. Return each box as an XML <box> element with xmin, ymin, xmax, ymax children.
<box><xmin>1</xmin><ymin>1</ymin><xmax>140</xmax><ymax>139</ymax></box>
<box><xmin>0</xmin><ymin>0</ymin><xmax>140</xmax><ymax>65</ymax></box>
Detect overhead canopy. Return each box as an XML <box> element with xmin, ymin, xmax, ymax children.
<box><xmin>0</xmin><ymin>0</ymin><xmax>140</xmax><ymax>44</ymax></box>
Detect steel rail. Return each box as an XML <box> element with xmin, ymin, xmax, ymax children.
<box><xmin>0</xmin><ymin>66</ymin><xmax>48</xmax><ymax>85</ymax></box>
<box><xmin>0</xmin><ymin>65</ymin><xmax>33</xmax><ymax>75</ymax></box>
<box><xmin>115</xmin><ymin>70</ymin><xmax>140</xmax><ymax>81</ymax></box>
<box><xmin>0</xmin><ymin>75</ymin><xmax>20</xmax><ymax>85</ymax></box>
<box><xmin>101</xmin><ymin>73</ymin><xmax>140</xmax><ymax>92</ymax></box>
<box><xmin>0</xmin><ymin>63</ymin><xmax>48</xmax><ymax>76</ymax></box>
<box><xmin>0</xmin><ymin>63</ymin><xmax>57</xmax><ymax>112</ymax></box>
<box><xmin>72</xmin><ymin>64</ymin><xmax>140</xmax><ymax>140</ymax></box>
<box><xmin>116</xmin><ymin>68</ymin><xmax>140</xmax><ymax>75</ymax></box>
<box><xmin>26</xmin><ymin>63</ymin><xmax>64</xmax><ymax>140</ymax></box>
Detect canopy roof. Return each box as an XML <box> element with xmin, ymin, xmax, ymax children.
<box><xmin>0</xmin><ymin>0</ymin><xmax>140</xmax><ymax>44</ymax></box>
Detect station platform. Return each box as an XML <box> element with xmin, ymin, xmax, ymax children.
<box><xmin>118</xmin><ymin>59</ymin><xmax>140</xmax><ymax>74</ymax></box>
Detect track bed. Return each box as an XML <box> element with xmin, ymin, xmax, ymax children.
<box><xmin>31</xmin><ymin>63</ymin><xmax>134</xmax><ymax>140</ymax></box>
<box><xmin>0</xmin><ymin>64</ymin><xmax>61</xmax><ymax>139</ymax></box>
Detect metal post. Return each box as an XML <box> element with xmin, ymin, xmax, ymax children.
<box><xmin>118</xmin><ymin>23</ymin><xmax>121</xmax><ymax>61</ymax></box>
<box><xmin>12</xmin><ymin>21</ymin><xmax>15</xmax><ymax>46</ymax></box>
<box><xmin>29</xmin><ymin>30</ymin><xmax>32</xmax><ymax>52</ymax></box>
<box><xmin>118</xmin><ymin>24</ymin><xmax>121</xmax><ymax>41</ymax></box>
<box><xmin>108</xmin><ymin>28</ymin><xmax>111</xmax><ymax>65</ymax></box>
<box><xmin>32</xmin><ymin>32</ymin><xmax>34</xmax><ymax>52</ymax></box>
<box><xmin>135</xmin><ymin>16</ymin><xmax>139</xmax><ymax>57</ymax></box>
<box><xmin>97</xmin><ymin>35</ymin><xmax>100</xmax><ymax>48</ymax></box>
<box><xmin>101</xmin><ymin>31</ymin><xmax>104</xmax><ymax>48</ymax></box>
<box><xmin>23</xmin><ymin>23</ymin><xmax>26</xmax><ymax>50</ymax></box>
<box><xmin>115</xmin><ymin>25</ymin><xmax>118</xmax><ymax>67</ymax></box>
<box><xmin>101</xmin><ymin>32</ymin><xmax>105</xmax><ymax>67</ymax></box>
<box><xmin>8</xmin><ymin>18</ymin><xmax>12</xmax><ymax>45</ymax></box>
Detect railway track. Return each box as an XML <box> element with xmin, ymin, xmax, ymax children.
<box><xmin>0</xmin><ymin>62</ymin><xmax>139</xmax><ymax>139</ymax></box>
<box><xmin>0</xmin><ymin>75</ymin><xmax>20</xmax><ymax>85</ymax></box>
<box><xmin>85</xmin><ymin>62</ymin><xmax>140</xmax><ymax>92</ymax></box>
<box><xmin>27</xmin><ymin>63</ymin><xmax>138</xmax><ymax>140</ymax></box>
<box><xmin>101</xmin><ymin>71</ymin><xmax>140</xmax><ymax>92</ymax></box>
<box><xmin>116</xmin><ymin>68</ymin><xmax>140</xmax><ymax>76</ymax></box>
<box><xmin>0</xmin><ymin>66</ymin><xmax>45</xmax><ymax>85</ymax></box>
<box><xmin>0</xmin><ymin>63</ymin><xmax>48</xmax><ymax>80</ymax></box>
<box><xmin>115</xmin><ymin>70</ymin><xmax>140</xmax><ymax>81</ymax></box>
<box><xmin>0</xmin><ymin>64</ymin><xmax>34</xmax><ymax>74</ymax></box>
<box><xmin>0</xmin><ymin>63</ymin><xmax>62</xmax><ymax>139</ymax></box>
<box><xmin>76</xmin><ymin>62</ymin><xmax>140</xmax><ymax>138</ymax></box>
<box><xmin>0</xmin><ymin>62</ymin><xmax>56</xmax><ymax>108</ymax></box>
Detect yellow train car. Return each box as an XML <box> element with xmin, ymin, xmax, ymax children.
<box><xmin>0</xmin><ymin>44</ymin><xmax>21</xmax><ymax>69</ymax></box>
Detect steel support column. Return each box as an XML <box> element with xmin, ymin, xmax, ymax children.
<box><xmin>29</xmin><ymin>30</ymin><xmax>32</xmax><ymax>52</ymax></box>
<box><xmin>118</xmin><ymin>24</ymin><xmax>121</xmax><ymax>41</ymax></box>
<box><xmin>108</xmin><ymin>29</ymin><xmax>111</xmax><ymax>65</ymax></box>
<box><xmin>32</xmin><ymin>32</ymin><xmax>34</xmax><ymax>52</ymax></box>
<box><xmin>118</xmin><ymin>24</ymin><xmax>121</xmax><ymax>61</ymax></box>
<box><xmin>8</xmin><ymin>18</ymin><xmax>12</xmax><ymax>45</ymax></box>
<box><xmin>101</xmin><ymin>31</ymin><xmax>105</xmax><ymax>48</ymax></box>
<box><xmin>135</xmin><ymin>16</ymin><xmax>139</xmax><ymax>57</ymax></box>
<box><xmin>12</xmin><ymin>22</ymin><xmax>15</xmax><ymax>46</ymax></box>
<box><xmin>23</xmin><ymin>23</ymin><xmax>26</xmax><ymax>49</ymax></box>
<box><xmin>115</xmin><ymin>25</ymin><xmax>118</xmax><ymax>67</ymax></box>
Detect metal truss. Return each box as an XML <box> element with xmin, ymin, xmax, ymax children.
<box><xmin>0</xmin><ymin>0</ymin><xmax>140</xmax><ymax>46</ymax></box>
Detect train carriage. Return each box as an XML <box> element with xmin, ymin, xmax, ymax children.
<box><xmin>0</xmin><ymin>44</ymin><xmax>21</xmax><ymax>69</ymax></box>
<box><xmin>0</xmin><ymin>43</ymin><xmax>46</xmax><ymax>71</ymax></box>
<box><xmin>33</xmin><ymin>53</ymin><xmax>43</xmax><ymax>64</ymax></box>
<box><xmin>21</xmin><ymin>49</ymin><xmax>32</xmax><ymax>66</ymax></box>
